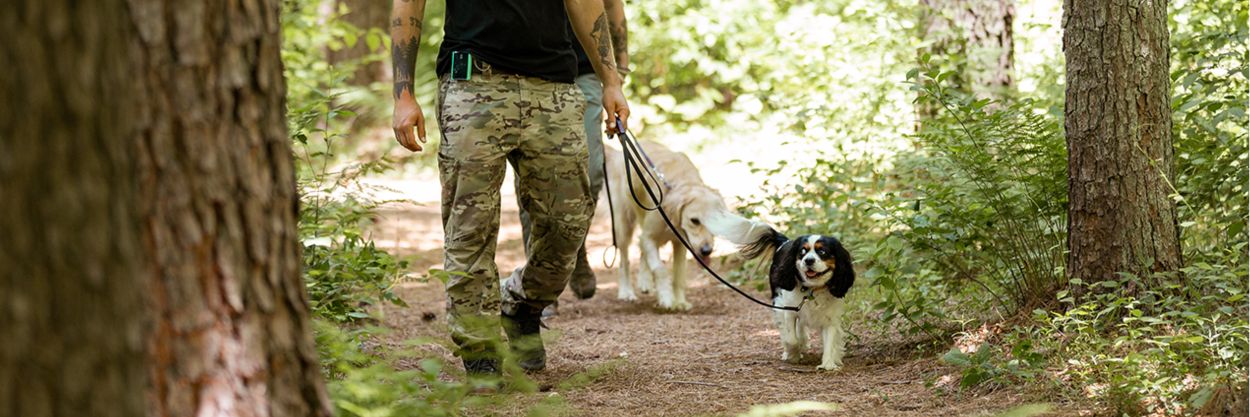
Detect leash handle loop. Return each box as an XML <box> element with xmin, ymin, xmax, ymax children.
<box><xmin>601</xmin><ymin>135</ymin><xmax>619</xmax><ymax>269</ymax></box>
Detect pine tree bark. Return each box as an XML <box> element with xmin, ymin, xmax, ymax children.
<box><xmin>1063</xmin><ymin>0</ymin><xmax>1182</xmax><ymax>293</ymax></box>
<box><xmin>919</xmin><ymin>0</ymin><xmax>1016</xmax><ymax>101</ymax></box>
<box><xmin>2</xmin><ymin>1</ymin><xmax>332</xmax><ymax>416</ymax></box>
<box><xmin>0</xmin><ymin>2</ymin><xmax>149</xmax><ymax>416</ymax></box>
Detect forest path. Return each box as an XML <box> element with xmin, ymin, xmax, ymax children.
<box><xmin>365</xmin><ymin>170</ymin><xmax>1060</xmax><ymax>417</ymax></box>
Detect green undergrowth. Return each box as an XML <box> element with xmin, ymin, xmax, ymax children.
<box><xmin>282</xmin><ymin>0</ymin><xmax>1247</xmax><ymax>415</ymax></box>
<box><xmin>731</xmin><ymin>0</ymin><xmax>1247</xmax><ymax>413</ymax></box>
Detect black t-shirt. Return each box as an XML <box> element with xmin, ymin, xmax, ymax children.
<box><xmin>574</xmin><ymin>42</ymin><xmax>594</xmax><ymax>76</ymax></box>
<box><xmin>436</xmin><ymin>0</ymin><xmax>578</xmax><ymax>83</ymax></box>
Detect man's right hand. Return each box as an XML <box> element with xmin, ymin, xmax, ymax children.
<box><xmin>601</xmin><ymin>82</ymin><xmax>630</xmax><ymax>133</ymax></box>
<box><xmin>393</xmin><ymin>95</ymin><xmax>427</xmax><ymax>152</ymax></box>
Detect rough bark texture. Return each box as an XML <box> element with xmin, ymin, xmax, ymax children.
<box><xmin>920</xmin><ymin>0</ymin><xmax>1016</xmax><ymax>100</ymax></box>
<box><xmin>2</xmin><ymin>1</ymin><xmax>332</xmax><ymax>416</ymax></box>
<box><xmin>0</xmin><ymin>2</ymin><xmax>150</xmax><ymax>416</ymax></box>
<box><xmin>327</xmin><ymin>0</ymin><xmax>390</xmax><ymax>84</ymax></box>
<box><xmin>127</xmin><ymin>0</ymin><xmax>333</xmax><ymax>415</ymax></box>
<box><xmin>1063</xmin><ymin>0</ymin><xmax>1182</xmax><ymax>291</ymax></box>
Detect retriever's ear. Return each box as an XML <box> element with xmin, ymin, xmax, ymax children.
<box><xmin>663</xmin><ymin>186</ymin><xmax>697</xmax><ymax>222</ymax></box>
<box><xmin>826</xmin><ymin>238</ymin><xmax>855</xmax><ymax>298</ymax></box>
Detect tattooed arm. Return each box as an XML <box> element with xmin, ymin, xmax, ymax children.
<box><xmin>604</xmin><ymin>0</ymin><xmax>629</xmax><ymax>75</ymax></box>
<box><xmin>565</xmin><ymin>0</ymin><xmax>631</xmax><ymax>130</ymax></box>
<box><xmin>391</xmin><ymin>0</ymin><xmax>427</xmax><ymax>152</ymax></box>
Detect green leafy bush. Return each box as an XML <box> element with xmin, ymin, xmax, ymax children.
<box><xmin>898</xmin><ymin>59</ymin><xmax>1067</xmax><ymax>313</ymax></box>
<box><xmin>1022</xmin><ymin>258</ymin><xmax>1249</xmax><ymax>415</ymax></box>
<box><xmin>941</xmin><ymin>338</ymin><xmax>1045</xmax><ymax>391</ymax></box>
<box><xmin>304</xmin><ymin>224</ymin><xmax>408</xmax><ymax>323</ymax></box>
<box><xmin>1170</xmin><ymin>0</ymin><xmax>1249</xmax><ymax>257</ymax></box>
<box><xmin>283</xmin><ymin>0</ymin><xmax>412</xmax><ymax>324</ymax></box>
<box><xmin>315</xmin><ymin>322</ymin><xmax>486</xmax><ymax>417</ymax></box>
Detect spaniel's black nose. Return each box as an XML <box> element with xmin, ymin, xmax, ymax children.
<box><xmin>804</xmin><ymin>258</ymin><xmax>816</xmax><ymax>266</ymax></box>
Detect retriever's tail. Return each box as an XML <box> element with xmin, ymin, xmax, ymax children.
<box><xmin>705</xmin><ymin>211</ymin><xmax>788</xmax><ymax>260</ymax></box>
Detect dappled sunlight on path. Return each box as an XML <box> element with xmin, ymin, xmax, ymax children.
<box><xmin>363</xmin><ymin>155</ymin><xmax>1070</xmax><ymax>416</ymax></box>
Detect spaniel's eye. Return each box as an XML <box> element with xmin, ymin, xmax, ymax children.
<box><xmin>691</xmin><ymin>218</ymin><xmax>701</xmax><ymax>226</ymax></box>
<box><xmin>817</xmin><ymin>249</ymin><xmax>826</xmax><ymax>256</ymax></box>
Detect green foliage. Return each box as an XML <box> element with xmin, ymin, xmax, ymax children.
<box><xmin>899</xmin><ymin>61</ymin><xmax>1067</xmax><ymax>313</ymax></box>
<box><xmin>1170</xmin><ymin>0</ymin><xmax>1250</xmax><ymax>258</ymax></box>
<box><xmin>739</xmin><ymin>61</ymin><xmax>1067</xmax><ymax>339</ymax></box>
<box><xmin>1022</xmin><ymin>258</ymin><xmax>1249</xmax><ymax>415</ymax></box>
<box><xmin>733</xmin><ymin>1</ymin><xmax>1246</xmax><ymax>413</ymax></box>
<box><xmin>315</xmin><ymin>320</ymin><xmax>618</xmax><ymax>417</ymax></box>
<box><xmin>941</xmin><ymin>339</ymin><xmax>1045</xmax><ymax>390</ymax></box>
<box><xmin>929</xmin><ymin>2</ymin><xmax>1250</xmax><ymax>414</ymax></box>
<box><xmin>275</xmin><ymin>0</ymin><xmax>1248</xmax><ymax>414</ymax></box>
<box><xmin>627</xmin><ymin>0</ymin><xmax>917</xmax><ymax>146</ymax></box>
<box><xmin>283</xmin><ymin>0</ymin><xmax>412</xmax><ymax>324</ymax></box>
<box><xmin>282</xmin><ymin>0</ymin><xmax>384</xmax><ymax>131</ymax></box>
<box><xmin>315</xmin><ymin>322</ymin><xmax>491</xmax><ymax>417</ymax></box>
<box><xmin>304</xmin><ymin>227</ymin><xmax>408</xmax><ymax>323</ymax></box>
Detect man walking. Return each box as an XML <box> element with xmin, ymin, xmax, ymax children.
<box><xmin>390</xmin><ymin>0</ymin><xmax>630</xmax><ymax>376</ymax></box>
<box><xmin>518</xmin><ymin>0</ymin><xmax>630</xmax><ymax>317</ymax></box>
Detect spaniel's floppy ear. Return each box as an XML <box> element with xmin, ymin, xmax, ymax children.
<box><xmin>774</xmin><ymin>234</ymin><xmax>807</xmax><ymax>274</ymax></box>
<box><xmin>768</xmin><ymin>235</ymin><xmax>804</xmax><ymax>297</ymax></box>
<box><xmin>826</xmin><ymin>238</ymin><xmax>855</xmax><ymax>298</ymax></box>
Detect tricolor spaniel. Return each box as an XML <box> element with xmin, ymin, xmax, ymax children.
<box><xmin>741</xmin><ymin>228</ymin><xmax>855</xmax><ymax>370</ymax></box>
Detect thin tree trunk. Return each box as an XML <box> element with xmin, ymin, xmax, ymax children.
<box><xmin>918</xmin><ymin>0</ymin><xmax>1015</xmax><ymax>124</ymax></box>
<box><xmin>1063</xmin><ymin>0</ymin><xmax>1182</xmax><ymax>294</ymax></box>
<box><xmin>0</xmin><ymin>2</ymin><xmax>149</xmax><ymax>416</ymax></box>
<box><xmin>2</xmin><ymin>1</ymin><xmax>333</xmax><ymax>416</ymax></box>
<box><xmin>328</xmin><ymin>0</ymin><xmax>390</xmax><ymax>84</ymax></box>
<box><xmin>920</xmin><ymin>0</ymin><xmax>1015</xmax><ymax>97</ymax></box>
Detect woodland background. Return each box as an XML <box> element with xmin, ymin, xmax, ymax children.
<box><xmin>1</xmin><ymin>0</ymin><xmax>1245</xmax><ymax>416</ymax></box>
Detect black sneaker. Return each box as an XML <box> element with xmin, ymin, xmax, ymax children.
<box><xmin>502</xmin><ymin>305</ymin><xmax>546</xmax><ymax>371</ymax></box>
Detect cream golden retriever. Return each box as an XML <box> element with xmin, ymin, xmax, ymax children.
<box><xmin>604</xmin><ymin>140</ymin><xmax>768</xmax><ymax>311</ymax></box>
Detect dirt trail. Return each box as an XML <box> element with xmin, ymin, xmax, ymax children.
<box><xmin>366</xmin><ymin>173</ymin><xmax>1062</xmax><ymax>417</ymax></box>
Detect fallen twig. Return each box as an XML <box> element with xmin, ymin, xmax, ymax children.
<box><xmin>668</xmin><ymin>380</ymin><xmax>725</xmax><ymax>387</ymax></box>
<box><xmin>777</xmin><ymin>366</ymin><xmax>818</xmax><ymax>373</ymax></box>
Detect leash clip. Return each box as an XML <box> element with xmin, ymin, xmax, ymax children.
<box><xmin>794</xmin><ymin>288</ymin><xmax>814</xmax><ymax>311</ymax></box>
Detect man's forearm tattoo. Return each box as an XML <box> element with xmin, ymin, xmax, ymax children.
<box><xmin>610</xmin><ymin>22</ymin><xmax>627</xmax><ymax>58</ymax></box>
<box><xmin>392</xmin><ymin>37</ymin><xmax>419</xmax><ymax>99</ymax></box>
<box><xmin>589</xmin><ymin>13</ymin><xmax>615</xmax><ymax>71</ymax></box>
<box><xmin>392</xmin><ymin>17</ymin><xmax>422</xmax><ymax>29</ymax></box>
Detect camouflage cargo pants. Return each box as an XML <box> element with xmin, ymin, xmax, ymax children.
<box><xmin>436</xmin><ymin>72</ymin><xmax>593</xmax><ymax>354</ymax></box>
<box><xmin>512</xmin><ymin>73</ymin><xmax>606</xmax><ymax>290</ymax></box>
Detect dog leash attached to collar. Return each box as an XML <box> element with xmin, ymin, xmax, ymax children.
<box><xmin>606</xmin><ymin>118</ymin><xmax>800</xmax><ymax>313</ymax></box>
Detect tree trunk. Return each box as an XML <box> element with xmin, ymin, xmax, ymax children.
<box><xmin>327</xmin><ymin>0</ymin><xmax>390</xmax><ymax>85</ymax></box>
<box><xmin>920</xmin><ymin>0</ymin><xmax>1016</xmax><ymax>100</ymax></box>
<box><xmin>2</xmin><ymin>1</ymin><xmax>333</xmax><ymax>416</ymax></box>
<box><xmin>1063</xmin><ymin>0</ymin><xmax>1182</xmax><ymax>294</ymax></box>
<box><xmin>0</xmin><ymin>2</ymin><xmax>149</xmax><ymax>416</ymax></box>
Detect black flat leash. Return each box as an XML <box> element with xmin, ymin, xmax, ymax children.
<box><xmin>605</xmin><ymin>119</ymin><xmax>799</xmax><ymax>312</ymax></box>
